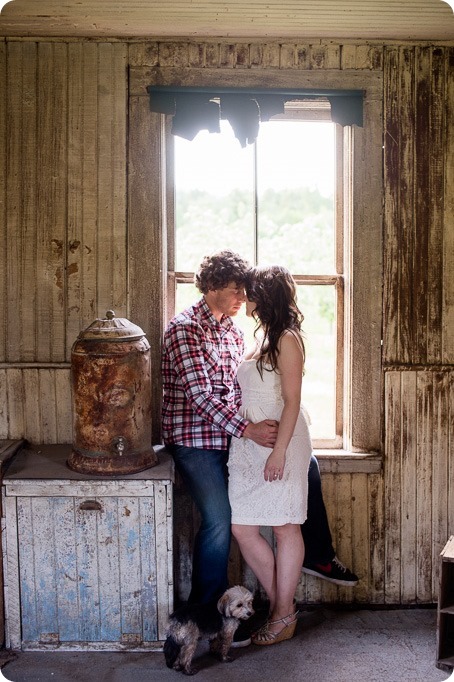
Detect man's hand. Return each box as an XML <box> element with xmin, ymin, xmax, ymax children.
<box><xmin>243</xmin><ymin>420</ymin><xmax>279</xmax><ymax>447</ymax></box>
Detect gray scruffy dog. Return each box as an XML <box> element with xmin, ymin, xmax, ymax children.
<box><xmin>163</xmin><ymin>585</ymin><xmax>254</xmax><ymax>675</ymax></box>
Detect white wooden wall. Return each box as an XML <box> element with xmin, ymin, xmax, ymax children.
<box><xmin>0</xmin><ymin>368</ymin><xmax>71</xmax><ymax>443</ymax></box>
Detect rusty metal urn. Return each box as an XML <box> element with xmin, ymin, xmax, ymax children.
<box><xmin>67</xmin><ymin>311</ymin><xmax>158</xmax><ymax>475</ymax></box>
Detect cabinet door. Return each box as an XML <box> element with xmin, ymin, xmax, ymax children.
<box><xmin>15</xmin><ymin>489</ymin><xmax>170</xmax><ymax>648</ymax></box>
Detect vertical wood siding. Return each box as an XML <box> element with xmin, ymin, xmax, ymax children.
<box><xmin>384</xmin><ymin>370</ymin><xmax>453</xmax><ymax>603</ymax></box>
<box><xmin>0</xmin><ymin>41</ymin><xmax>6</xmax><ymax>363</ymax></box>
<box><xmin>383</xmin><ymin>46</ymin><xmax>453</xmax><ymax>365</ymax></box>
<box><xmin>128</xmin><ymin>100</ymin><xmax>166</xmax><ymax>446</ymax></box>
<box><xmin>1</xmin><ymin>39</ymin><xmax>453</xmax><ymax>606</ymax></box>
<box><xmin>0</xmin><ymin>41</ymin><xmax>128</xmax><ymax>366</ymax></box>
<box><xmin>381</xmin><ymin>44</ymin><xmax>454</xmax><ymax>604</ymax></box>
<box><xmin>0</xmin><ymin>368</ymin><xmax>71</xmax><ymax>443</ymax></box>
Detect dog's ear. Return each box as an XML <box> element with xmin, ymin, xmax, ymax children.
<box><xmin>217</xmin><ymin>592</ymin><xmax>231</xmax><ymax>616</ymax></box>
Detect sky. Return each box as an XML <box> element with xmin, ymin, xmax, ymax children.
<box><xmin>174</xmin><ymin>119</ymin><xmax>335</xmax><ymax>198</ymax></box>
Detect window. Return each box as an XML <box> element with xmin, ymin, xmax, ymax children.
<box><xmin>129</xmin><ymin>68</ymin><xmax>383</xmax><ymax>460</ymax></box>
<box><xmin>169</xmin><ymin>102</ymin><xmax>346</xmax><ymax>448</ymax></box>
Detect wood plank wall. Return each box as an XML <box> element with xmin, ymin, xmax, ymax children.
<box><xmin>0</xmin><ymin>40</ymin><xmax>128</xmax><ymax>442</ymax></box>
<box><xmin>0</xmin><ymin>38</ymin><xmax>453</xmax><ymax>605</ymax></box>
<box><xmin>384</xmin><ymin>46</ymin><xmax>453</xmax><ymax>365</ymax></box>
<box><xmin>383</xmin><ymin>46</ymin><xmax>454</xmax><ymax>604</ymax></box>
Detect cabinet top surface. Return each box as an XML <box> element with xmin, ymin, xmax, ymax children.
<box><xmin>3</xmin><ymin>444</ymin><xmax>174</xmax><ymax>484</ymax></box>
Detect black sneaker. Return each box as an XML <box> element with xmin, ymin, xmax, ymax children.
<box><xmin>302</xmin><ymin>556</ymin><xmax>358</xmax><ymax>586</ymax></box>
<box><xmin>231</xmin><ymin>622</ymin><xmax>252</xmax><ymax>648</ymax></box>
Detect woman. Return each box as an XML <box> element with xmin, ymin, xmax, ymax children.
<box><xmin>228</xmin><ymin>265</ymin><xmax>312</xmax><ymax>646</ymax></box>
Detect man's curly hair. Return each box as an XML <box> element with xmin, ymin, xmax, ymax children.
<box><xmin>195</xmin><ymin>250</ymin><xmax>251</xmax><ymax>294</ymax></box>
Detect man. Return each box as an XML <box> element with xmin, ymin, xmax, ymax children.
<box><xmin>162</xmin><ymin>250</ymin><xmax>278</xmax><ymax>609</ymax></box>
<box><xmin>162</xmin><ymin>249</ymin><xmax>357</xmax><ymax>645</ymax></box>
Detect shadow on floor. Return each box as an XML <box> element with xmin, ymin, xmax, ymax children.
<box><xmin>0</xmin><ymin>608</ymin><xmax>452</xmax><ymax>682</ymax></box>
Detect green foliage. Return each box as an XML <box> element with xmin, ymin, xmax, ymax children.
<box><xmin>176</xmin><ymin>186</ymin><xmax>334</xmax><ymax>275</ymax></box>
<box><xmin>175</xmin><ymin>185</ymin><xmax>337</xmax><ymax>439</ymax></box>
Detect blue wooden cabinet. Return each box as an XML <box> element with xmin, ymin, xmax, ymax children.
<box><xmin>2</xmin><ymin>445</ymin><xmax>174</xmax><ymax>651</ymax></box>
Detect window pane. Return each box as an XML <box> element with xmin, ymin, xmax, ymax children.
<box><xmin>176</xmin><ymin>282</ymin><xmax>336</xmax><ymax>440</ymax></box>
<box><xmin>175</xmin><ymin>123</ymin><xmax>255</xmax><ymax>271</ymax></box>
<box><xmin>173</xmin><ymin>117</ymin><xmax>340</xmax><ymax>444</ymax></box>
<box><xmin>256</xmin><ymin>121</ymin><xmax>335</xmax><ymax>274</ymax></box>
<box><xmin>297</xmin><ymin>284</ymin><xmax>336</xmax><ymax>439</ymax></box>
<box><xmin>175</xmin><ymin>282</ymin><xmax>199</xmax><ymax>314</ymax></box>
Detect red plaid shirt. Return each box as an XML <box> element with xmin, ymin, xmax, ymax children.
<box><xmin>161</xmin><ymin>297</ymin><xmax>249</xmax><ymax>449</ymax></box>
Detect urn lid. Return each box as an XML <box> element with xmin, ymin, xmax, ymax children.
<box><xmin>77</xmin><ymin>311</ymin><xmax>146</xmax><ymax>341</ymax></box>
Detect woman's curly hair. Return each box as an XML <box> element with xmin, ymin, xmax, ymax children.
<box><xmin>246</xmin><ymin>265</ymin><xmax>305</xmax><ymax>376</ymax></box>
<box><xmin>195</xmin><ymin>250</ymin><xmax>251</xmax><ymax>294</ymax></box>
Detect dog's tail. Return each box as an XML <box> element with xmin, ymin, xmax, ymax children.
<box><xmin>163</xmin><ymin>634</ymin><xmax>181</xmax><ymax>669</ymax></box>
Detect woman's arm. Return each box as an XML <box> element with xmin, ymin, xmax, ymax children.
<box><xmin>263</xmin><ymin>331</ymin><xmax>303</xmax><ymax>481</ymax></box>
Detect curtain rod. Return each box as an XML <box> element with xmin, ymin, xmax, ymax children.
<box><xmin>146</xmin><ymin>86</ymin><xmax>364</xmax><ymax>98</ymax></box>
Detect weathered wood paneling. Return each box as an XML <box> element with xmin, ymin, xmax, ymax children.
<box><xmin>0</xmin><ymin>369</ymin><xmax>71</xmax><ymax>443</ymax></box>
<box><xmin>0</xmin><ymin>41</ymin><xmax>128</xmax><ymax>365</ymax></box>
<box><xmin>66</xmin><ymin>41</ymin><xmax>128</xmax><ymax>357</ymax></box>
<box><xmin>443</xmin><ymin>49</ymin><xmax>454</xmax><ymax>363</ymax></box>
<box><xmin>381</xmin><ymin>45</ymin><xmax>454</xmax><ymax>601</ymax></box>
<box><xmin>0</xmin><ymin>41</ymin><xmax>5</xmax><ymax>363</ymax></box>
<box><xmin>384</xmin><ymin>370</ymin><xmax>454</xmax><ymax>603</ymax></box>
<box><xmin>383</xmin><ymin>46</ymin><xmax>453</xmax><ymax>365</ymax></box>
<box><xmin>1</xmin><ymin>1</ymin><xmax>453</xmax><ymax>41</ymax></box>
<box><xmin>128</xmin><ymin>99</ymin><xmax>166</xmax><ymax>446</ymax></box>
<box><xmin>37</xmin><ymin>42</ymin><xmax>68</xmax><ymax>362</ymax></box>
<box><xmin>129</xmin><ymin>39</ymin><xmax>385</xmax><ymax>71</ymax></box>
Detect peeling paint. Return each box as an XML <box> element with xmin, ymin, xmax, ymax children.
<box><xmin>51</xmin><ymin>239</ymin><xmax>64</xmax><ymax>256</ymax></box>
<box><xmin>67</xmin><ymin>263</ymin><xmax>79</xmax><ymax>276</ymax></box>
<box><xmin>69</xmin><ymin>239</ymin><xmax>81</xmax><ymax>253</ymax></box>
<box><xmin>54</xmin><ymin>267</ymin><xmax>63</xmax><ymax>289</ymax></box>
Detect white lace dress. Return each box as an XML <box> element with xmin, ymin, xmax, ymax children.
<box><xmin>228</xmin><ymin>359</ymin><xmax>312</xmax><ymax>526</ymax></box>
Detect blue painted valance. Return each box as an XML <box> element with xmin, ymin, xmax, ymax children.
<box><xmin>146</xmin><ymin>86</ymin><xmax>364</xmax><ymax>146</ymax></box>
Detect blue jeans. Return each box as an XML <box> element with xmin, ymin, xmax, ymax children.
<box><xmin>169</xmin><ymin>444</ymin><xmax>231</xmax><ymax>605</ymax></box>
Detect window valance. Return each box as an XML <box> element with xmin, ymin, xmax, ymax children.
<box><xmin>146</xmin><ymin>86</ymin><xmax>364</xmax><ymax>146</ymax></box>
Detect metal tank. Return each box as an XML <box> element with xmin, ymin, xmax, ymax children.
<box><xmin>67</xmin><ymin>311</ymin><xmax>158</xmax><ymax>475</ymax></box>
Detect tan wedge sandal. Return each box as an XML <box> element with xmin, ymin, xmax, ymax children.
<box><xmin>252</xmin><ymin>610</ymin><xmax>299</xmax><ymax>646</ymax></box>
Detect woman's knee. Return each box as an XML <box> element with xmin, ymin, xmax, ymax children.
<box><xmin>273</xmin><ymin>523</ymin><xmax>302</xmax><ymax>542</ymax></box>
<box><xmin>232</xmin><ymin>523</ymin><xmax>258</xmax><ymax>543</ymax></box>
<box><xmin>231</xmin><ymin>523</ymin><xmax>245</xmax><ymax>541</ymax></box>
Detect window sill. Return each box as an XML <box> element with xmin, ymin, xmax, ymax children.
<box><xmin>313</xmin><ymin>450</ymin><xmax>382</xmax><ymax>474</ymax></box>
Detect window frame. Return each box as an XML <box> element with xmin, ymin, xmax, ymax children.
<box><xmin>128</xmin><ymin>66</ymin><xmax>383</xmax><ymax>467</ymax></box>
<box><xmin>170</xmin><ymin>108</ymin><xmax>345</xmax><ymax>448</ymax></box>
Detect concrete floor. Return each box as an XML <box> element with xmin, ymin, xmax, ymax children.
<box><xmin>0</xmin><ymin>608</ymin><xmax>452</xmax><ymax>682</ymax></box>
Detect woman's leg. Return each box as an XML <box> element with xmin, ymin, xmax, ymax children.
<box><xmin>232</xmin><ymin>524</ymin><xmax>277</xmax><ymax>611</ymax></box>
<box><xmin>268</xmin><ymin>523</ymin><xmax>305</xmax><ymax>633</ymax></box>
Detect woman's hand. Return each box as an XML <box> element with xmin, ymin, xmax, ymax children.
<box><xmin>264</xmin><ymin>451</ymin><xmax>285</xmax><ymax>482</ymax></box>
<box><xmin>263</xmin><ymin>331</ymin><xmax>303</xmax><ymax>483</ymax></box>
